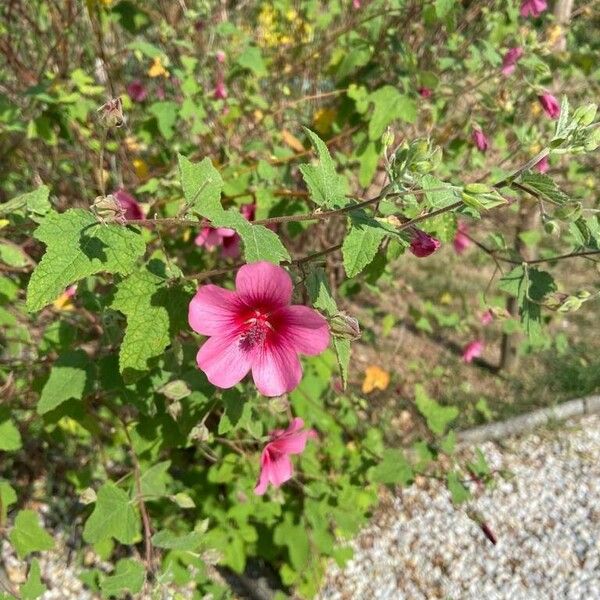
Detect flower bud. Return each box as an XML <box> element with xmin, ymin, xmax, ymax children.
<box><xmin>92</xmin><ymin>194</ymin><xmax>126</xmax><ymax>223</ymax></box>
<box><xmin>464</xmin><ymin>183</ymin><xmax>493</xmax><ymax>194</ymax></box>
<box><xmin>576</xmin><ymin>290</ymin><xmax>591</xmax><ymax>299</ymax></box>
<box><xmin>329</xmin><ymin>312</ymin><xmax>361</xmax><ymax>340</ymax></box>
<box><xmin>543</xmin><ymin>219</ymin><xmax>560</xmax><ymax>236</ymax></box>
<box><xmin>381</xmin><ymin>128</ymin><xmax>394</xmax><ymax>149</ymax></box>
<box><xmin>97</xmin><ymin>97</ymin><xmax>125</xmax><ymax>128</ymax></box>
<box><xmin>572</xmin><ymin>104</ymin><xmax>597</xmax><ymax>127</ymax></box>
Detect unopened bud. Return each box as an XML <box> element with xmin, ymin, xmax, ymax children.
<box><xmin>97</xmin><ymin>97</ymin><xmax>125</xmax><ymax>128</ymax></box>
<box><xmin>381</xmin><ymin>128</ymin><xmax>394</xmax><ymax>149</ymax></box>
<box><xmin>572</xmin><ymin>104</ymin><xmax>597</xmax><ymax>127</ymax></box>
<box><xmin>576</xmin><ymin>290</ymin><xmax>591</xmax><ymax>299</ymax></box>
<box><xmin>464</xmin><ymin>183</ymin><xmax>493</xmax><ymax>194</ymax></box>
<box><xmin>543</xmin><ymin>219</ymin><xmax>560</xmax><ymax>236</ymax></box>
<box><xmin>329</xmin><ymin>312</ymin><xmax>361</xmax><ymax>340</ymax></box>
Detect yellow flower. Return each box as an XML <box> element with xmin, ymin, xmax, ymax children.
<box><xmin>530</xmin><ymin>102</ymin><xmax>542</xmax><ymax>117</ymax></box>
<box><xmin>148</xmin><ymin>57</ymin><xmax>168</xmax><ymax>78</ymax></box>
<box><xmin>439</xmin><ymin>292</ymin><xmax>453</xmax><ymax>305</ymax></box>
<box><xmin>546</xmin><ymin>24</ymin><xmax>563</xmax><ymax>47</ymax></box>
<box><xmin>281</xmin><ymin>129</ymin><xmax>305</xmax><ymax>153</ymax></box>
<box><xmin>52</xmin><ymin>285</ymin><xmax>77</xmax><ymax>311</ymax></box>
<box><xmin>313</xmin><ymin>107</ymin><xmax>336</xmax><ymax>135</ymax></box>
<box><xmin>0</xmin><ymin>219</ymin><xmax>9</xmax><ymax>229</ymax></box>
<box><xmin>362</xmin><ymin>365</ymin><xmax>390</xmax><ymax>394</ymax></box>
<box><xmin>124</xmin><ymin>136</ymin><xmax>141</xmax><ymax>153</ymax></box>
<box><xmin>182</xmin><ymin>228</ymin><xmax>191</xmax><ymax>243</ymax></box>
<box><xmin>133</xmin><ymin>158</ymin><xmax>149</xmax><ymax>180</ymax></box>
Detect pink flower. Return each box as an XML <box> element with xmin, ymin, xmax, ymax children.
<box><xmin>501</xmin><ymin>47</ymin><xmax>523</xmax><ymax>76</ymax></box>
<box><xmin>114</xmin><ymin>189</ymin><xmax>144</xmax><ymax>220</ymax></box>
<box><xmin>214</xmin><ymin>80</ymin><xmax>228</xmax><ymax>100</ymax></box>
<box><xmin>472</xmin><ymin>128</ymin><xmax>489</xmax><ymax>152</ymax></box>
<box><xmin>520</xmin><ymin>0</ymin><xmax>547</xmax><ymax>17</ymax></box>
<box><xmin>462</xmin><ymin>340</ymin><xmax>484</xmax><ymax>363</ymax></box>
<box><xmin>535</xmin><ymin>156</ymin><xmax>549</xmax><ymax>173</ymax></box>
<box><xmin>215</xmin><ymin>50</ymin><xmax>226</xmax><ymax>64</ymax></box>
<box><xmin>126</xmin><ymin>80</ymin><xmax>148</xmax><ymax>103</ymax></box>
<box><xmin>480</xmin><ymin>310</ymin><xmax>493</xmax><ymax>325</ymax></box>
<box><xmin>453</xmin><ymin>221</ymin><xmax>471</xmax><ymax>254</ymax></box>
<box><xmin>254</xmin><ymin>417</ymin><xmax>317</xmax><ymax>495</ymax></box>
<box><xmin>188</xmin><ymin>262</ymin><xmax>330</xmax><ymax>396</ymax></box>
<box><xmin>418</xmin><ymin>87</ymin><xmax>432</xmax><ymax>99</ymax></box>
<box><xmin>194</xmin><ymin>203</ymin><xmax>256</xmax><ymax>259</ymax></box>
<box><xmin>538</xmin><ymin>93</ymin><xmax>560</xmax><ymax>119</ymax></box>
<box><xmin>353</xmin><ymin>0</ymin><xmax>361</xmax><ymax>8</ymax></box>
<box><xmin>410</xmin><ymin>230</ymin><xmax>441</xmax><ymax>257</ymax></box>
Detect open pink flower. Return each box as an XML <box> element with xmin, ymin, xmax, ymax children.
<box><xmin>462</xmin><ymin>340</ymin><xmax>484</xmax><ymax>363</ymax></box>
<box><xmin>215</xmin><ymin>50</ymin><xmax>226</xmax><ymax>64</ymax></box>
<box><xmin>194</xmin><ymin>203</ymin><xmax>255</xmax><ymax>259</ymax></box>
<box><xmin>453</xmin><ymin>221</ymin><xmax>471</xmax><ymax>254</ymax></box>
<box><xmin>254</xmin><ymin>417</ymin><xmax>317</xmax><ymax>495</ymax></box>
<box><xmin>472</xmin><ymin>128</ymin><xmax>489</xmax><ymax>152</ymax></box>
<box><xmin>352</xmin><ymin>0</ymin><xmax>361</xmax><ymax>8</ymax></box>
<box><xmin>126</xmin><ymin>80</ymin><xmax>147</xmax><ymax>103</ymax></box>
<box><xmin>535</xmin><ymin>156</ymin><xmax>549</xmax><ymax>173</ymax></box>
<box><xmin>410</xmin><ymin>229</ymin><xmax>441</xmax><ymax>258</ymax></box>
<box><xmin>189</xmin><ymin>262</ymin><xmax>330</xmax><ymax>396</ymax></box>
<box><xmin>501</xmin><ymin>47</ymin><xmax>523</xmax><ymax>76</ymax></box>
<box><xmin>418</xmin><ymin>86</ymin><xmax>432</xmax><ymax>99</ymax></box>
<box><xmin>114</xmin><ymin>189</ymin><xmax>144</xmax><ymax>220</ymax></box>
<box><xmin>538</xmin><ymin>93</ymin><xmax>560</xmax><ymax>119</ymax></box>
<box><xmin>520</xmin><ymin>0</ymin><xmax>547</xmax><ymax>17</ymax></box>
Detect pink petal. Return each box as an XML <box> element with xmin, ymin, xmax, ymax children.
<box><xmin>196</xmin><ymin>334</ymin><xmax>251</xmax><ymax>388</ymax></box>
<box><xmin>254</xmin><ymin>454</ymin><xmax>271</xmax><ymax>495</ymax></box>
<box><xmin>216</xmin><ymin>227</ymin><xmax>236</xmax><ymax>238</ymax></box>
<box><xmin>221</xmin><ymin>235</ymin><xmax>241</xmax><ymax>258</ymax></box>
<box><xmin>251</xmin><ymin>343</ymin><xmax>302</xmax><ymax>397</ymax></box>
<box><xmin>275</xmin><ymin>305</ymin><xmax>330</xmax><ymax>355</ymax></box>
<box><xmin>235</xmin><ymin>262</ymin><xmax>293</xmax><ymax>310</ymax></box>
<box><xmin>188</xmin><ymin>285</ymin><xmax>241</xmax><ymax>336</ymax></box>
<box><xmin>266</xmin><ymin>451</ymin><xmax>294</xmax><ymax>487</ymax></box>
<box><xmin>272</xmin><ymin>430</ymin><xmax>311</xmax><ymax>455</ymax></box>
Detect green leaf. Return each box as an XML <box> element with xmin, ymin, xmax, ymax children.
<box><xmin>111</xmin><ymin>268</ymin><xmax>172</xmax><ymax>381</ymax></box>
<box><xmin>236</xmin><ymin>46</ymin><xmax>267</xmax><ymax>76</ymax></box>
<box><xmin>209</xmin><ymin>210</ymin><xmax>290</xmax><ymax>263</ymax></box>
<box><xmin>342</xmin><ymin>212</ymin><xmax>389</xmax><ymax>277</ymax></box>
<box><xmin>274</xmin><ymin>516</ymin><xmax>310</xmax><ymax>571</ymax></box>
<box><xmin>26</xmin><ymin>209</ymin><xmax>145</xmax><ymax>312</ymax></box>
<box><xmin>367</xmin><ymin>86</ymin><xmax>417</xmax><ymax>141</ymax></box>
<box><xmin>0</xmin><ymin>408</ymin><xmax>22</xmax><ymax>451</ymax></box>
<box><xmin>435</xmin><ymin>0</ymin><xmax>455</xmax><ymax>19</ymax></box>
<box><xmin>0</xmin><ymin>480</ymin><xmax>17</xmax><ymax>524</ymax></box>
<box><xmin>148</xmin><ymin>101</ymin><xmax>178</xmax><ymax>140</ymax></box>
<box><xmin>0</xmin><ymin>241</ymin><xmax>31</xmax><ymax>268</ymax></box>
<box><xmin>299</xmin><ymin>128</ymin><xmax>349</xmax><ymax>208</ymax></box>
<box><xmin>38</xmin><ymin>350</ymin><xmax>89</xmax><ymax>415</ymax></box>
<box><xmin>499</xmin><ymin>266</ymin><xmax>556</xmax><ymax>346</ymax></box>
<box><xmin>151</xmin><ymin>529</ymin><xmax>203</xmax><ymax>551</ymax></box>
<box><xmin>305</xmin><ymin>268</ymin><xmax>337</xmax><ymax>315</ymax></box>
<box><xmin>421</xmin><ymin>175</ymin><xmax>459</xmax><ymax>209</ymax></box>
<box><xmin>519</xmin><ymin>172</ymin><xmax>569</xmax><ymax>205</ymax></box>
<box><xmin>447</xmin><ymin>471</ymin><xmax>471</xmax><ymax>504</ymax></box>
<box><xmin>369</xmin><ymin>449</ymin><xmax>413</xmax><ymax>485</ymax></box>
<box><xmin>83</xmin><ymin>482</ymin><xmax>140</xmax><ymax>545</ymax></box>
<box><xmin>21</xmin><ymin>559</ymin><xmax>46</xmax><ymax>600</ymax></box>
<box><xmin>178</xmin><ymin>154</ymin><xmax>224</xmax><ymax>219</ymax></box>
<box><xmin>139</xmin><ymin>461</ymin><xmax>171</xmax><ymax>499</ymax></box>
<box><xmin>333</xmin><ymin>338</ymin><xmax>351</xmax><ymax>389</ymax></box>
<box><xmin>100</xmin><ymin>558</ymin><xmax>145</xmax><ymax>598</ymax></box>
<box><xmin>9</xmin><ymin>510</ymin><xmax>54</xmax><ymax>558</ymax></box>
<box><xmin>218</xmin><ymin>389</ymin><xmax>252</xmax><ymax>434</ymax></box>
<box><xmin>0</xmin><ymin>186</ymin><xmax>50</xmax><ymax>221</ymax></box>
<box><xmin>414</xmin><ymin>384</ymin><xmax>458</xmax><ymax>435</ymax></box>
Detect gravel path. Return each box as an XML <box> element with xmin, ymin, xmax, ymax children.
<box><xmin>318</xmin><ymin>414</ymin><xmax>600</xmax><ymax>600</ymax></box>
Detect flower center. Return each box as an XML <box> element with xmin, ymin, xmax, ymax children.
<box><xmin>238</xmin><ymin>311</ymin><xmax>272</xmax><ymax>352</ymax></box>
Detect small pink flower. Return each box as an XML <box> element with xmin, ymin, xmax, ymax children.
<box><xmin>520</xmin><ymin>0</ymin><xmax>547</xmax><ymax>17</ymax></box>
<box><xmin>501</xmin><ymin>47</ymin><xmax>523</xmax><ymax>76</ymax></box>
<box><xmin>254</xmin><ymin>417</ymin><xmax>317</xmax><ymax>495</ymax></box>
<box><xmin>462</xmin><ymin>340</ymin><xmax>484</xmax><ymax>363</ymax></box>
<box><xmin>480</xmin><ymin>310</ymin><xmax>493</xmax><ymax>326</ymax></box>
<box><xmin>353</xmin><ymin>0</ymin><xmax>361</xmax><ymax>8</ymax></box>
<box><xmin>214</xmin><ymin>80</ymin><xmax>228</xmax><ymax>100</ymax></box>
<box><xmin>114</xmin><ymin>189</ymin><xmax>144</xmax><ymax>220</ymax></box>
<box><xmin>538</xmin><ymin>93</ymin><xmax>560</xmax><ymax>119</ymax></box>
<box><xmin>189</xmin><ymin>262</ymin><xmax>330</xmax><ymax>396</ymax></box>
<box><xmin>453</xmin><ymin>221</ymin><xmax>471</xmax><ymax>254</ymax></box>
<box><xmin>126</xmin><ymin>80</ymin><xmax>147</xmax><ymax>103</ymax></box>
<box><xmin>472</xmin><ymin>128</ymin><xmax>489</xmax><ymax>152</ymax></box>
<box><xmin>418</xmin><ymin>87</ymin><xmax>432</xmax><ymax>99</ymax></box>
<box><xmin>410</xmin><ymin>230</ymin><xmax>441</xmax><ymax>258</ymax></box>
<box><xmin>535</xmin><ymin>156</ymin><xmax>549</xmax><ymax>173</ymax></box>
<box><xmin>194</xmin><ymin>203</ymin><xmax>256</xmax><ymax>259</ymax></box>
<box><xmin>215</xmin><ymin>50</ymin><xmax>226</xmax><ymax>64</ymax></box>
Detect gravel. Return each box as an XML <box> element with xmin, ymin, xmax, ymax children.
<box><xmin>318</xmin><ymin>414</ymin><xmax>600</xmax><ymax>600</ymax></box>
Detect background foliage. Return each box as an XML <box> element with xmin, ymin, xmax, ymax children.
<box><xmin>1</xmin><ymin>0</ymin><xmax>599</xmax><ymax>598</ymax></box>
